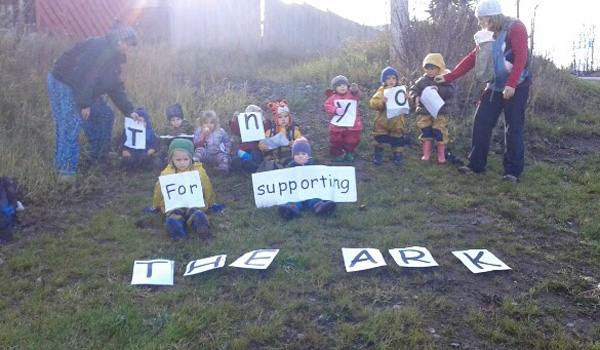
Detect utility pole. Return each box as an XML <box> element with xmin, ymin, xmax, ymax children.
<box><xmin>516</xmin><ymin>0</ymin><xmax>520</xmax><ymax>18</ymax></box>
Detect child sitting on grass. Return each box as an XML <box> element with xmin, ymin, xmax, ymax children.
<box><xmin>193</xmin><ymin>110</ymin><xmax>232</xmax><ymax>173</ymax></box>
<box><xmin>152</xmin><ymin>139</ymin><xmax>215</xmax><ymax>241</ymax></box>
<box><xmin>229</xmin><ymin>104</ymin><xmax>272</xmax><ymax>173</ymax></box>
<box><xmin>157</xmin><ymin>103</ymin><xmax>196</xmax><ymax>167</ymax></box>
<box><xmin>118</xmin><ymin>107</ymin><xmax>159</xmax><ymax>171</ymax></box>
<box><xmin>258</xmin><ymin>100</ymin><xmax>302</xmax><ymax>168</ymax></box>
<box><xmin>278</xmin><ymin>138</ymin><xmax>336</xmax><ymax>220</ymax></box>
<box><xmin>323</xmin><ymin>75</ymin><xmax>362</xmax><ymax>162</ymax></box>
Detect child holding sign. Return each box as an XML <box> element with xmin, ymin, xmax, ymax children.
<box><xmin>409</xmin><ymin>53</ymin><xmax>455</xmax><ymax>164</ymax></box>
<box><xmin>369</xmin><ymin>67</ymin><xmax>411</xmax><ymax>165</ymax></box>
<box><xmin>152</xmin><ymin>139</ymin><xmax>215</xmax><ymax>241</ymax></box>
<box><xmin>118</xmin><ymin>107</ymin><xmax>159</xmax><ymax>171</ymax></box>
<box><xmin>258</xmin><ymin>100</ymin><xmax>302</xmax><ymax>167</ymax></box>
<box><xmin>229</xmin><ymin>104</ymin><xmax>271</xmax><ymax>173</ymax></box>
<box><xmin>324</xmin><ymin>75</ymin><xmax>362</xmax><ymax>162</ymax></box>
<box><xmin>194</xmin><ymin>110</ymin><xmax>232</xmax><ymax>173</ymax></box>
<box><xmin>157</xmin><ymin>103</ymin><xmax>196</xmax><ymax>167</ymax></box>
<box><xmin>278</xmin><ymin>138</ymin><xmax>336</xmax><ymax>220</ymax></box>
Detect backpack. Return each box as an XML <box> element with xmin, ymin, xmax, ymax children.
<box><xmin>474</xmin><ymin>39</ymin><xmax>494</xmax><ymax>83</ymax></box>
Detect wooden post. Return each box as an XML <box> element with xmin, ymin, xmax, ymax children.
<box><xmin>389</xmin><ymin>0</ymin><xmax>409</xmax><ymax>69</ymax></box>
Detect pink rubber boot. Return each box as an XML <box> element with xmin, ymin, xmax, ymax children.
<box><xmin>437</xmin><ymin>143</ymin><xmax>446</xmax><ymax>164</ymax></box>
<box><xmin>421</xmin><ymin>141</ymin><xmax>432</xmax><ymax>161</ymax></box>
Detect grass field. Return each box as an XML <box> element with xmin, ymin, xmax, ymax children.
<box><xmin>0</xmin><ymin>33</ymin><xmax>599</xmax><ymax>350</ymax></box>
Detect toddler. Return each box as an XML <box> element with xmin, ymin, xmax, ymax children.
<box><xmin>118</xmin><ymin>107</ymin><xmax>159</xmax><ymax>171</ymax></box>
<box><xmin>258</xmin><ymin>100</ymin><xmax>301</xmax><ymax>166</ymax></box>
<box><xmin>229</xmin><ymin>104</ymin><xmax>272</xmax><ymax>173</ymax></box>
<box><xmin>157</xmin><ymin>103</ymin><xmax>195</xmax><ymax>166</ymax></box>
<box><xmin>193</xmin><ymin>110</ymin><xmax>232</xmax><ymax>173</ymax></box>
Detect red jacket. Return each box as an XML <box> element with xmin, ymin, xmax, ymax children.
<box><xmin>324</xmin><ymin>89</ymin><xmax>363</xmax><ymax>132</ymax></box>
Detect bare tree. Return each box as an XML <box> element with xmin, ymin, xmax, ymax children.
<box><xmin>389</xmin><ymin>0</ymin><xmax>410</xmax><ymax>69</ymax></box>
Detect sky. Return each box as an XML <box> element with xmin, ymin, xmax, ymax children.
<box><xmin>281</xmin><ymin>0</ymin><xmax>600</xmax><ymax>69</ymax></box>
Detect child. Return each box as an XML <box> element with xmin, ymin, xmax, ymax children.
<box><xmin>229</xmin><ymin>104</ymin><xmax>272</xmax><ymax>173</ymax></box>
<box><xmin>193</xmin><ymin>110</ymin><xmax>232</xmax><ymax>173</ymax></box>
<box><xmin>118</xmin><ymin>107</ymin><xmax>159</xmax><ymax>171</ymax></box>
<box><xmin>369</xmin><ymin>67</ymin><xmax>411</xmax><ymax>165</ymax></box>
<box><xmin>258</xmin><ymin>100</ymin><xmax>302</xmax><ymax>167</ymax></box>
<box><xmin>157</xmin><ymin>103</ymin><xmax>196</xmax><ymax>167</ymax></box>
<box><xmin>409</xmin><ymin>53</ymin><xmax>455</xmax><ymax>164</ymax></box>
<box><xmin>323</xmin><ymin>75</ymin><xmax>362</xmax><ymax>162</ymax></box>
<box><xmin>152</xmin><ymin>139</ymin><xmax>215</xmax><ymax>241</ymax></box>
<box><xmin>278</xmin><ymin>138</ymin><xmax>336</xmax><ymax>220</ymax></box>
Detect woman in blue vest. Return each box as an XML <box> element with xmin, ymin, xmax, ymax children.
<box><xmin>435</xmin><ymin>0</ymin><xmax>531</xmax><ymax>182</ymax></box>
<box><xmin>47</xmin><ymin>23</ymin><xmax>142</xmax><ymax>181</ymax></box>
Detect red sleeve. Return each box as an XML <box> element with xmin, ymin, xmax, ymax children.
<box><xmin>324</xmin><ymin>95</ymin><xmax>337</xmax><ymax>115</ymax></box>
<box><xmin>228</xmin><ymin>118</ymin><xmax>241</xmax><ymax>136</ymax></box>
<box><xmin>443</xmin><ymin>49</ymin><xmax>476</xmax><ymax>82</ymax></box>
<box><xmin>506</xmin><ymin>21</ymin><xmax>528</xmax><ymax>88</ymax></box>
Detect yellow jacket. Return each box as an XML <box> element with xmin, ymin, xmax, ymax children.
<box><xmin>152</xmin><ymin>163</ymin><xmax>215</xmax><ymax>213</ymax></box>
<box><xmin>369</xmin><ymin>86</ymin><xmax>406</xmax><ymax>137</ymax></box>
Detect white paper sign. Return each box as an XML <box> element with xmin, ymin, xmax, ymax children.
<box><xmin>229</xmin><ymin>249</ymin><xmax>280</xmax><ymax>270</ymax></box>
<box><xmin>238</xmin><ymin>112</ymin><xmax>265</xmax><ymax>143</ymax></box>
<box><xmin>330</xmin><ymin>99</ymin><xmax>357</xmax><ymax>127</ymax></box>
<box><xmin>384</xmin><ymin>86</ymin><xmax>409</xmax><ymax>118</ymax></box>
<box><xmin>342</xmin><ymin>248</ymin><xmax>387</xmax><ymax>272</ymax></box>
<box><xmin>131</xmin><ymin>259</ymin><xmax>174</xmax><ymax>285</ymax></box>
<box><xmin>159</xmin><ymin>171</ymin><xmax>205</xmax><ymax>212</ymax></box>
<box><xmin>452</xmin><ymin>249</ymin><xmax>511</xmax><ymax>274</ymax></box>
<box><xmin>183</xmin><ymin>255</ymin><xmax>227</xmax><ymax>276</ymax></box>
<box><xmin>252</xmin><ymin>165</ymin><xmax>357</xmax><ymax>208</ymax></box>
<box><xmin>260</xmin><ymin>132</ymin><xmax>290</xmax><ymax>150</ymax></box>
<box><xmin>124</xmin><ymin>117</ymin><xmax>146</xmax><ymax>149</ymax></box>
<box><xmin>389</xmin><ymin>247</ymin><xmax>439</xmax><ymax>268</ymax></box>
<box><xmin>420</xmin><ymin>86</ymin><xmax>445</xmax><ymax>119</ymax></box>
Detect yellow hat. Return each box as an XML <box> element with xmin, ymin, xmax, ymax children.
<box><xmin>422</xmin><ymin>53</ymin><xmax>446</xmax><ymax>72</ymax></box>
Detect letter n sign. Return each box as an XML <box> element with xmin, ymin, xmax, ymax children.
<box><xmin>238</xmin><ymin>112</ymin><xmax>265</xmax><ymax>142</ymax></box>
<box><xmin>124</xmin><ymin>117</ymin><xmax>146</xmax><ymax>150</ymax></box>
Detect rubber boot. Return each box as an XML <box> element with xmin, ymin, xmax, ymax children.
<box><xmin>421</xmin><ymin>141</ymin><xmax>432</xmax><ymax>161</ymax></box>
<box><xmin>437</xmin><ymin>143</ymin><xmax>446</xmax><ymax>164</ymax></box>
<box><xmin>373</xmin><ymin>147</ymin><xmax>384</xmax><ymax>165</ymax></box>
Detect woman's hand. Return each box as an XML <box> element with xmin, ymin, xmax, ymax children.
<box><xmin>130</xmin><ymin>111</ymin><xmax>143</xmax><ymax>123</ymax></box>
<box><xmin>434</xmin><ymin>75</ymin><xmax>446</xmax><ymax>83</ymax></box>
<box><xmin>503</xmin><ymin>86</ymin><xmax>515</xmax><ymax>99</ymax></box>
<box><xmin>350</xmin><ymin>83</ymin><xmax>358</xmax><ymax>92</ymax></box>
<box><xmin>81</xmin><ymin>108</ymin><xmax>91</xmax><ymax>120</ymax></box>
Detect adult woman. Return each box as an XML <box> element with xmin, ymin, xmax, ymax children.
<box><xmin>435</xmin><ymin>0</ymin><xmax>531</xmax><ymax>182</ymax></box>
<box><xmin>47</xmin><ymin>24</ymin><xmax>142</xmax><ymax>180</ymax></box>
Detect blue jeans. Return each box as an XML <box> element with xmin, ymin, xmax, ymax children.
<box><xmin>468</xmin><ymin>85</ymin><xmax>529</xmax><ymax>177</ymax></box>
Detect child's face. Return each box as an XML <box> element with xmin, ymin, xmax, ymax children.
<box><xmin>294</xmin><ymin>152</ymin><xmax>310</xmax><ymax>165</ymax></box>
<box><xmin>171</xmin><ymin>150</ymin><xmax>192</xmax><ymax>171</ymax></box>
<box><xmin>425</xmin><ymin>65</ymin><xmax>441</xmax><ymax>78</ymax></box>
<box><xmin>277</xmin><ymin>113</ymin><xmax>290</xmax><ymax>127</ymax></box>
<box><xmin>335</xmin><ymin>84</ymin><xmax>349</xmax><ymax>95</ymax></box>
<box><xmin>169</xmin><ymin>117</ymin><xmax>183</xmax><ymax>128</ymax></box>
<box><xmin>384</xmin><ymin>75</ymin><xmax>397</xmax><ymax>88</ymax></box>
<box><xmin>203</xmin><ymin>120</ymin><xmax>215</xmax><ymax>132</ymax></box>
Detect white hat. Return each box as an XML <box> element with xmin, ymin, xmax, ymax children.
<box><xmin>475</xmin><ymin>0</ymin><xmax>503</xmax><ymax>17</ymax></box>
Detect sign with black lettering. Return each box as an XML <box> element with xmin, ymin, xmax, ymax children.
<box><xmin>251</xmin><ymin>165</ymin><xmax>357</xmax><ymax>208</ymax></box>
<box><xmin>342</xmin><ymin>248</ymin><xmax>386</xmax><ymax>272</ymax></box>
<box><xmin>238</xmin><ymin>112</ymin><xmax>265</xmax><ymax>142</ymax></box>
<box><xmin>384</xmin><ymin>86</ymin><xmax>409</xmax><ymax>118</ymax></box>
<box><xmin>330</xmin><ymin>99</ymin><xmax>357</xmax><ymax>127</ymax></box>
<box><xmin>159</xmin><ymin>172</ymin><xmax>205</xmax><ymax>212</ymax></box>
<box><xmin>229</xmin><ymin>249</ymin><xmax>279</xmax><ymax>270</ymax></box>
<box><xmin>124</xmin><ymin>117</ymin><xmax>146</xmax><ymax>149</ymax></box>
<box><xmin>131</xmin><ymin>259</ymin><xmax>174</xmax><ymax>285</ymax></box>
<box><xmin>452</xmin><ymin>249</ymin><xmax>510</xmax><ymax>273</ymax></box>
<box><xmin>389</xmin><ymin>246</ymin><xmax>439</xmax><ymax>268</ymax></box>
<box><xmin>183</xmin><ymin>255</ymin><xmax>226</xmax><ymax>276</ymax></box>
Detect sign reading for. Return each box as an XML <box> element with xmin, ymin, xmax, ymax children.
<box><xmin>159</xmin><ymin>171</ymin><xmax>205</xmax><ymax>212</ymax></box>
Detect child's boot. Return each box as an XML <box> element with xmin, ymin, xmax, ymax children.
<box><xmin>437</xmin><ymin>144</ymin><xmax>446</xmax><ymax>164</ymax></box>
<box><xmin>191</xmin><ymin>210</ymin><xmax>211</xmax><ymax>238</ymax></box>
<box><xmin>421</xmin><ymin>141</ymin><xmax>432</xmax><ymax>161</ymax></box>
<box><xmin>393</xmin><ymin>152</ymin><xmax>403</xmax><ymax>165</ymax></box>
<box><xmin>166</xmin><ymin>217</ymin><xmax>186</xmax><ymax>241</ymax></box>
<box><xmin>312</xmin><ymin>200</ymin><xmax>336</xmax><ymax>216</ymax></box>
<box><xmin>344</xmin><ymin>152</ymin><xmax>355</xmax><ymax>162</ymax></box>
<box><xmin>373</xmin><ymin>147</ymin><xmax>384</xmax><ymax>165</ymax></box>
<box><xmin>278</xmin><ymin>203</ymin><xmax>301</xmax><ymax>220</ymax></box>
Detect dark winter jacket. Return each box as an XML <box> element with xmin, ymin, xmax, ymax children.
<box><xmin>52</xmin><ymin>36</ymin><xmax>134</xmax><ymax>116</ymax></box>
<box><xmin>409</xmin><ymin>75</ymin><xmax>455</xmax><ymax>116</ymax></box>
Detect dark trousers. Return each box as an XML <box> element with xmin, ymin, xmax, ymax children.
<box><xmin>468</xmin><ymin>85</ymin><xmax>529</xmax><ymax>177</ymax></box>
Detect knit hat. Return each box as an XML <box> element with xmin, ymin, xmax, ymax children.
<box><xmin>330</xmin><ymin>75</ymin><xmax>349</xmax><ymax>89</ymax></box>
<box><xmin>475</xmin><ymin>0</ymin><xmax>503</xmax><ymax>17</ymax></box>
<box><xmin>168</xmin><ymin>138</ymin><xmax>194</xmax><ymax>160</ymax></box>
<box><xmin>380</xmin><ymin>66</ymin><xmax>398</xmax><ymax>84</ymax></box>
<box><xmin>291</xmin><ymin>137</ymin><xmax>311</xmax><ymax>157</ymax></box>
<box><xmin>108</xmin><ymin>23</ymin><xmax>137</xmax><ymax>46</ymax></box>
<box><xmin>166</xmin><ymin>103</ymin><xmax>184</xmax><ymax>120</ymax></box>
<box><xmin>423</xmin><ymin>53</ymin><xmax>446</xmax><ymax>72</ymax></box>
<box><xmin>244</xmin><ymin>104</ymin><xmax>262</xmax><ymax>113</ymax></box>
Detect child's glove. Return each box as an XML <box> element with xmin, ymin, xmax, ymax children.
<box><xmin>210</xmin><ymin>203</ymin><xmax>226</xmax><ymax>212</ymax></box>
<box><xmin>142</xmin><ymin>206</ymin><xmax>161</xmax><ymax>214</ymax></box>
<box><xmin>335</xmin><ymin>107</ymin><xmax>344</xmax><ymax>115</ymax></box>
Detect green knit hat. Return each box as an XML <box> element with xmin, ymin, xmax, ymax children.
<box><xmin>168</xmin><ymin>138</ymin><xmax>194</xmax><ymax>160</ymax></box>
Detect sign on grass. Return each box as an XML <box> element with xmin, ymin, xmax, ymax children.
<box><xmin>330</xmin><ymin>99</ymin><xmax>357</xmax><ymax>127</ymax></box>
<box><xmin>341</xmin><ymin>248</ymin><xmax>387</xmax><ymax>272</ymax></box>
<box><xmin>159</xmin><ymin>171</ymin><xmax>205</xmax><ymax>212</ymax></box>
<box><xmin>452</xmin><ymin>249</ymin><xmax>511</xmax><ymax>273</ymax></box>
<box><xmin>131</xmin><ymin>259</ymin><xmax>174</xmax><ymax>285</ymax></box>
<box><xmin>184</xmin><ymin>255</ymin><xmax>227</xmax><ymax>276</ymax></box>
<box><xmin>124</xmin><ymin>117</ymin><xmax>146</xmax><ymax>149</ymax></box>
<box><xmin>229</xmin><ymin>249</ymin><xmax>280</xmax><ymax>270</ymax></box>
<box><xmin>384</xmin><ymin>86</ymin><xmax>410</xmax><ymax>118</ymax></box>
<box><xmin>251</xmin><ymin>165</ymin><xmax>357</xmax><ymax>207</ymax></box>
<box><xmin>388</xmin><ymin>246</ymin><xmax>439</xmax><ymax>268</ymax></box>
<box><xmin>238</xmin><ymin>112</ymin><xmax>265</xmax><ymax>142</ymax></box>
